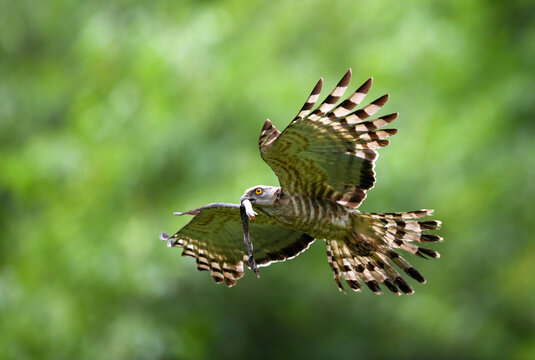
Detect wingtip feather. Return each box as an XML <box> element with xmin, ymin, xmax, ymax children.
<box><xmin>339</xmin><ymin>69</ymin><xmax>352</xmax><ymax>86</ymax></box>
<box><xmin>376</xmin><ymin>93</ymin><xmax>389</xmax><ymax>106</ymax></box>
<box><xmin>313</xmin><ymin>78</ymin><xmax>323</xmax><ymax>93</ymax></box>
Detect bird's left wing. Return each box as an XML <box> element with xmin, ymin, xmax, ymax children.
<box><xmin>259</xmin><ymin>69</ymin><xmax>398</xmax><ymax>208</ymax></box>
<box><xmin>160</xmin><ymin>203</ymin><xmax>314</xmax><ymax>286</ymax></box>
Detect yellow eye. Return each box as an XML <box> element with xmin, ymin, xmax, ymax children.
<box><xmin>255</xmin><ymin>188</ymin><xmax>263</xmax><ymax>195</ymax></box>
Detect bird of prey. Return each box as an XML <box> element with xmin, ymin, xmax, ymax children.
<box><xmin>160</xmin><ymin>69</ymin><xmax>442</xmax><ymax>295</ymax></box>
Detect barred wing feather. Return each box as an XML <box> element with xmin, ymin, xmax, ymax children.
<box><xmin>161</xmin><ymin>203</ymin><xmax>314</xmax><ymax>286</ymax></box>
<box><xmin>259</xmin><ymin>69</ymin><xmax>398</xmax><ymax>208</ymax></box>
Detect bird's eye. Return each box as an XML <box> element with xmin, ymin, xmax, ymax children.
<box><xmin>255</xmin><ymin>188</ymin><xmax>263</xmax><ymax>195</ymax></box>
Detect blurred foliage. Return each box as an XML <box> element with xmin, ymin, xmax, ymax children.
<box><xmin>1</xmin><ymin>0</ymin><xmax>535</xmax><ymax>359</ymax></box>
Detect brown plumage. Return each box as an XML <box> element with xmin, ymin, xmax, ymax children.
<box><xmin>161</xmin><ymin>69</ymin><xmax>442</xmax><ymax>295</ymax></box>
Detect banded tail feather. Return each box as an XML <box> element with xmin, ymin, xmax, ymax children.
<box><xmin>325</xmin><ymin>240</ymin><xmax>345</xmax><ymax>291</ymax></box>
<box><xmin>325</xmin><ymin>210</ymin><xmax>441</xmax><ymax>294</ymax></box>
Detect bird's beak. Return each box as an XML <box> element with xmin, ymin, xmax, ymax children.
<box><xmin>240</xmin><ymin>194</ymin><xmax>257</xmax><ymax>203</ymax></box>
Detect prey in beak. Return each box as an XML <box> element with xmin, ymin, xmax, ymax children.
<box><xmin>240</xmin><ymin>195</ymin><xmax>258</xmax><ymax>220</ymax></box>
<box><xmin>240</xmin><ymin>195</ymin><xmax>260</xmax><ymax>277</ymax></box>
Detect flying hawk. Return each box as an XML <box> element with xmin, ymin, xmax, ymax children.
<box><xmin>160</xmin><ymin>69</ymin><xmax>442</xmax><ymax>295</ymax></box>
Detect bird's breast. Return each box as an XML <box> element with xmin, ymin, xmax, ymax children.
<box><xmin>265</xmin><ymin>195</ymin><xmax>352</xmax><ymax>239</ymax></box>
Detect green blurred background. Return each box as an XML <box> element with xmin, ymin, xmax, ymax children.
<box><xmin>1</xmin><ymin>0</ymin><xmax>535</xmax><ymax>359</ymax></box>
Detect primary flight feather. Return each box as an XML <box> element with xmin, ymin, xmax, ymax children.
<box><xmin>160</xmin><ymin>69</ymin><xmax>442</xmax><ymax>294</ymax></box>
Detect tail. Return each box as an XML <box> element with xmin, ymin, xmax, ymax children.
<box><xmin>325</xmin><ymin>209</ymin><xmax>442</xmax><ymax>295</ymax></box>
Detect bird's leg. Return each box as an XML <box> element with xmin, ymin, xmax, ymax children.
<box><xmin>240</xmin><ymin>203</ymin><xmax>260</xmax><ymax>278</ymax></box>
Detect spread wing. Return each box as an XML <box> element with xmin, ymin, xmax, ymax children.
<box><xmin>160</xmin><ymin>203</ymin><xmax>315</xmax><ymax>286</ymax></box>
<box><xmin>258</xmin><ymin>69</ymin><xmax>398</xmax><ymax>208</ymax></box>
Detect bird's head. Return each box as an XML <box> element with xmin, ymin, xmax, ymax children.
<box><xmin>240</xmin><ymin>185</ymin><xmax>280</xmax><ymax>207</ymax></box>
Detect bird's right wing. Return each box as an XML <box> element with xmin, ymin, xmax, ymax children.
<box><xmin>160</xmin><ymin>203</ymin><xmax>314</xmax><ymax>286</ymax></box>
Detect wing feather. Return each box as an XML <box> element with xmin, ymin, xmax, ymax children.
<box><xmin>162</xmin><ymin>203</ymin><xmax>315</xmax><ymax>286</ymax></box>
<box><xmin>308</xmin><ymin>69</ymin><xmax>352</xmax><ymax>120</ymax></box>
<box><xmin>294</xmin><ymin>77</ymin><xmax>323</xmax><ymax>121</ymax></box>
<box><xmin>259</xmin><ymin>70</ymin><xmax>397</xmax><ymax>208</ymax></box>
